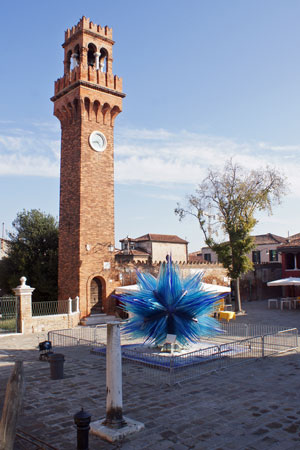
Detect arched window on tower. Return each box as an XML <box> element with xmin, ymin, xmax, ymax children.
<box><xmin>99</xmin><ymin>48</ymin><xmax>108</xmax><ymax>72</ymax></box>
<box><xmin>87</xmin><ymin>43</ymin><xmax>97</xmax><ymax>67</ymax></box>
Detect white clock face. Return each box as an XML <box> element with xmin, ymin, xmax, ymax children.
<box><xmin>89</xmin><ymin>131</ymin><xmax>107</xmax><ymax>152</ymax></box>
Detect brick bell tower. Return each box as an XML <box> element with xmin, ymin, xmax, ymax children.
<box><xmin>51</xmin><ymin>17</ymin><xmax>125</xmax><ymax>316</ymax></box>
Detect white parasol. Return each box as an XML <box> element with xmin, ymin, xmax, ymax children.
<box><xmin>267</xmin><ymin>277</ymin><xmax>300</xmax><ymax>287</ymax></box>
<box><xmin>116</xmin><ymin>282</ymin><xmax>231</xmax><ymax>294</ymax></box>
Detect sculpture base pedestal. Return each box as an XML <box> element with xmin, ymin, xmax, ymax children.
<box><xmin>90</xmin><ymin>416</ymin><xmax>144</xmax><ymax>443</ymax></box>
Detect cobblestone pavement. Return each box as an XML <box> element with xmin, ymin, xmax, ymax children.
<box><xmin>0</xmin><ymin>300</ymin><xmax>300</xmax><ymax>449</ymax></box>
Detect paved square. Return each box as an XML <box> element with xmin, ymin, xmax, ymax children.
<box><xmin>1</xmin><ymin>300</ymin><xmax>300</xmax><ymax>449</ymax></box>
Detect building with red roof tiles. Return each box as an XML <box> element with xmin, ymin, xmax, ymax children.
<box><xmin>116</xmin><ymin>234</ymin><xmax>188</xmax><ymax>264</ymax></box>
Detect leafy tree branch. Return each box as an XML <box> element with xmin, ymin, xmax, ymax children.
<box><xmin>175</xmin><ymin>160</ymin><xmax>288</xmax><ymax>312</ymax></box>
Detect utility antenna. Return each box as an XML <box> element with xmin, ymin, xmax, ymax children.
<box><xmin>203</xmin><ymin>203</ymin><xmax>214</xmax><ymax>239</ymax></box>
<box><xmin>1</xmin><ymin>222</ymin><xmax>4</xmax><ymax>239</ymax></box>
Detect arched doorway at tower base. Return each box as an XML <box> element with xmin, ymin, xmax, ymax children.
<box><xmin>90</xmin><ymin>276</ymin><xmax>105</xmax><ymax>314</ymax></box>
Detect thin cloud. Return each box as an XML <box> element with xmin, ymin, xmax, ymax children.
<box><xmin>0</xmin><ymin>154</ymin><xmax>59</xmax><ymax>177</ymax></box>
<box><xmin>117</xmin><ymin>127</ymin><xmax>173</xmax><ymax>141</ymax></box>
<box><xmin>0</xmin><ymin>124</ymin><xmax>298</xmax><ymax>196</ymax></box>
<box><xmin>143</xmin><ymin>192</ymin><xmax>182</xmax><ymax>201</ymax></box>
<box><xmin>115</xmin><ymin>128</ymin><xmax>297</xmax><ymax>194</ymax></box>
<box><xmin>258</xmin><ymin>141</ymin><xmax>300</xmax><ymax>153</ymax></box>
<box><xmin>0</xmin><ymin>122</ymin><xmax>60</xmax><ymax>177</ymax></box>
<box><xmin>0</xmin><ymin>120</ymin><xmax>14</xmax><ymax>124</ymax></box>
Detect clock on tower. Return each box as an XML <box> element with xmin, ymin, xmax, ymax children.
<box><xmin>51</xmin><ymin>17</ymin><xmax>125</xmax><ymax>316</ymax></box>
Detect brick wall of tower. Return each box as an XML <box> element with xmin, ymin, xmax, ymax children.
<box><xmin>78</xmin><ymin>92</ymin><xmax>117</xmax><ymax>316</ymax></box>
<box><xmin>54</xmin><ymin>85</ymin><xmax>123</xmax><ymax>315</ymax></box>
<box><xmin>58</xmin><ymin>120</ymin><xmax>81</xmax><ymax>301</ymax></box>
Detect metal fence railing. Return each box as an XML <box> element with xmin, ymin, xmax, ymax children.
<box><xmin>49</xmin><ymin>325</ymin><xmax>106</xmax><ymax>348</ymax></box>
<box><xmin>203</xmin><ymin>322</ymin><xmax>292</xmax><ymax>342</ymax></box>
<box><xmin>48</xmin><ymin>324</ymin><xmax>299</xmax><ymax>385</ymax></box>
<box><xmin>0</xmin><ymin>296</ymin><xmax>17</xmax><ymax>334</ymax></box>
<box><xmin>121</xmin><ymin>329</ymin><xmax>298</xmax><ymax>385</ymax></box>
<box><xmin>32</xmin><ymin>300</ymin><xmax>69</xmax><ymax>317</ymax></box>
<box><xmin>72</xmin><ymin>297</ymin><xmax>78</xmax><ymax>313</ymax></box>
<box><xmin>32</xmin><ymin>298</ymin><xmax>79</xmax><ymax>317</ymax></box>
<box><xmin>262</xmin><ymin>328</ymin><xmax>298</xmax><ymax>357</ymax></box>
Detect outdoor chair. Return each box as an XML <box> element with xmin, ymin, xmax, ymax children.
<box><xmin>280</xmin><ymin>298</ymin><xmax>292</xmax><ymax>310</ymax></box>
<box><xmin>291</xmin><ymin>297</ymin><xmax>300</xmax><ymax>309</ymax></box>
<box><xmin>268</xmin><ymin>299</ymin><xmax>278</xmax><ymax>309</ymax></box>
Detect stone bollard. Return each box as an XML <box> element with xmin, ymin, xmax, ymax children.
<box><xmin>74</xmin><ymin>408</ymin><xmax>91</xmax><ymax>450</ymax></box>
<box><xmin>103</xmin><ymin>322</ymin><xmax>126</xmax><ymax>428</ymax></box>
<box><xmin>90</xmin><ymin>322</ymin><xmax>144</xmax><ymax>442</ymax></box>
<box><xmin>49</xmin><ymin>354</ymin><xmax>65</xmax><ymax>379</ymax></box>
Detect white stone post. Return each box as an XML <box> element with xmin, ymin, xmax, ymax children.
<box><xmin>90</xmin><ymin>322</ymin><xmax>144</xmax><ymax>442</ymax></box>
<box><xmin>94</xmin><ymin>52</ymin><xmax>100</xmax><ymax>70</ymax></box>
<box><xmin>104</xmin><ymin>322</ymin><xmax>125</xmax><ymax>427</ymax></box>
<box><xmin>68</xmin><ymin>297</ymin><xmax>72</xmax><ymax>315</ymax></box>
<box><xmin>13</xmin><ymin>277</ymin><xmax>35</xmax><ymax>334</ymax></box>
<box><xmin>71</xmin><ymin>53</ymin><xmax>78</xmax><ymax>69</ymax></box>
<box><xmin>75</xmin><ymin>296</ymin><xmax>80</xmax><ymax>313</ymax></box>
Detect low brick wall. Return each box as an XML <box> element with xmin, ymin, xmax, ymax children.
<box><xmin>117</xmin><ymin>261</ymin><xmax>229</xmax><ymax>288</ymax></box>
<box><xmin>22</xmin><ymin>312</ymin><xmax>80</xmax><ymax>334</ymax></box>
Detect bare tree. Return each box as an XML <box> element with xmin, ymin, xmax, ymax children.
<box><xmin>175</xmin><ymin>160</ymin><xmax>288</xmax><ymax>313</ymax></box>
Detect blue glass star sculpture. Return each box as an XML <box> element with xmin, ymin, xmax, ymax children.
<box><xmin>117</xmin><ymin>258</ymin><xmax>223</xmax><ymax>346</ymax></box>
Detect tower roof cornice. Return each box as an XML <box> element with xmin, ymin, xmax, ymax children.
<box><xmin>64</xmin><ymin>16</ymin><xmax>113</xmax><ymax>42</ymax></box>
<box><xmin>51</xmin><ymin>79</ymin><xmax>125</xmax><ymax>103</ymax></box>
<box><xmin>63</xmin><ymin>30</ymin><xmax>115</xmax><ymax>48</ymax></box>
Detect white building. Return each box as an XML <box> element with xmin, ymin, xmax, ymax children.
<box><xmin>116</xmin><ymin>234</ymin><xmax>188</xmax><ymax>263</ymax></box>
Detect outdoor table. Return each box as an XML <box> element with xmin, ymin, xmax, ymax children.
<box><xmin>218</xmin><ymin>311</ymin><xmax>236</xmax><ymax>322</ymax></box>
<box><xmin>280</xmin><ymin>299</ymin><xmax>292</xmax><ymax>310</ymax></box>
<box><xmin>291</xmin><ymin>298</ymin><xmax>300</xmax><ymax>309</ymax></box>
<box><xmin>268</xmin><ymin>299</ymin><xmax>278</xmax><ymax>309</ymax></box>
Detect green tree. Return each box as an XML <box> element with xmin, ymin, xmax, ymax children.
<box><xmin>175</xmin><ymin>160</ymin><xmax>287</xmax><ymax>313</ymax></box>
<box><xmin>0</xmin><ymin>209</ymin><xmax>58</xmax><ymax>301</ymax></box>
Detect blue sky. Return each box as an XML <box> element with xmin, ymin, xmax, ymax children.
<box><xmin>1</xmin><ymin>0</ymin><xmax>300</xmax><ymax>251</ymax></box>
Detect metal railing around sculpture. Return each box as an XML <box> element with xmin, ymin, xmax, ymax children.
<box><xmin>48</xmin><ymin>325</ymin><xmax>298</xmax><ymax>386</ymax></box>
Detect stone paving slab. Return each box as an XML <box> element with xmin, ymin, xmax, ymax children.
<box><xmin>0</xmin><ymin>300</ymin><xmax>300</xmax><ymax>449</ymax></box>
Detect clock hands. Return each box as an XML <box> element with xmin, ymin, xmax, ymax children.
<box><xmin>89</xmin><ymin>131</ymin><xmax>107</xmax><ymax>152</ymax></box>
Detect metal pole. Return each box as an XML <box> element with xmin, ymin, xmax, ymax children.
<box><xmin>103</xmin><ymin>322</ymin><xmax>126</xmax><ymax>428</ymax></box>
<box><xmin>74</xmin><ymin>408</ymin><xmax>91</xmax><ymax>450</ymax></box>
